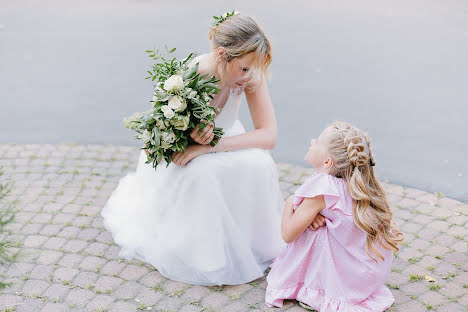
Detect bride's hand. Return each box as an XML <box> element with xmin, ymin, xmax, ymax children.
<box><xmin>172</xmin><ymin>145</ymin><xmax>209</xmax><ymax>167</ymax></box>
<box><xmin>190</xmin><ymin>122</ymin><xmax>214</xmax><ymax>145</ymax></box>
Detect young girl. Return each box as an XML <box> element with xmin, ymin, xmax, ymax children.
<box><xmin>265</xmin><ymin>121</ymin><xmax>404</xmax><ymax>311</ymax></box>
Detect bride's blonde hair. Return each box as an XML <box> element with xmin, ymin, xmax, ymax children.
<box><xmin>325</xmin><ymin>121</ymin><xmax>404</xmax><ymax>262</ymax></box>
<box><xmin>209</xmin><ymin>13</ymin><xmax>272</xmax><ymax>79</ymax></box>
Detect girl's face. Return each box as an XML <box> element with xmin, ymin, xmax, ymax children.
<box><xmin>304</xmin><ymin>128</ymin><xmax>332</xmax><ymax>172</ymax></box>
<box><xmin>218</xmin><ymin>51</ymin><xmax>256</xmax><ymax>88</ymax></box>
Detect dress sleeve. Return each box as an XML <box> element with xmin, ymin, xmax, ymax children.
<box><xmin>292</xmin><ymin>173</ymin><xmax>343</xmax><ymax>213</ymax></box>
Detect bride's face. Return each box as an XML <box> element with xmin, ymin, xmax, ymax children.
<box><xmin>218</xmin><ymin>52</ymin><xmax>256</xmax><ymax>88</ymax></box>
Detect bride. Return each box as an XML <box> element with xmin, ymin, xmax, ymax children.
<box><xmin>102</xmin><ymin>12</ymin><xmax>286</xmax><ymax>286</ymax></box>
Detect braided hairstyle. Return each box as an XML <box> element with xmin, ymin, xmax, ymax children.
<box><xmin>326</xmin><ymin>121</ymin><xmax>404</xmax><ymax>262</ymax></box>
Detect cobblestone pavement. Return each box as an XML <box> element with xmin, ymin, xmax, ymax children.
<box><xmin>0</xmin><ymin>144</ymin><xmax>466</xmax><ymax>312</ymax></box>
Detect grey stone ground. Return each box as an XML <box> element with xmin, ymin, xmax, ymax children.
<box><xmin>0</xmin><ymin>143</ymin><xmax>466</xmax><ymax>312</ymax></box>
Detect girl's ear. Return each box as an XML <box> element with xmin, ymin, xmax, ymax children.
<box><xmin>324</xmin><ymin>157</ymin><xmax>333</xmax><ymax>169</ymax></box>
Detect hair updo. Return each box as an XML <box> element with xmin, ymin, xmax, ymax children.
<box><xmin>209</xmin><ymin>14</ymin><xmax>272</xmax><ymax>79</ymax></box>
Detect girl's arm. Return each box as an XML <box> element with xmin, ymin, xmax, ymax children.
<box><xmin>208</xmin><ymin>78</ymin><xmax>278</xmax><ymax>152</ymax></box>
<box><xmin>281</xmin><ymin>195</ymin><xmax>326</xmax><ymax>244</ymax></box>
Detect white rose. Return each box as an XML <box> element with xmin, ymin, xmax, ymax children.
<box><xmin>187</xmin><ymin>90</ymin><xmax>197</xmax><ymax>99</ymax></box>
<box><xmin>162</xmin><ymin>131</ymin><xmax>176</xmax><ymax>144</ymax></box>
<box><xmin>170</xmin><ymin>113</ymin><xmax>190</xmax><ymax>131</ymax></box>
<box><xmin>163</xmin><ymin>75</ymin><xmax>184</xmax><ymax>92</ymax></box>
<box><xmin>141</xmin><ymin>130</ymin><xmax>152</xmax><ymax>143</ymax></box>
<box><xmin>161</xmin><ymin>141</ymin><xmax>171</xmax><ymax>149</ymax></box>
<box><xmin>168</xmin><ymin>96</ymin><xmax>187</xmax><ymax>112</ymax></box>
<box><xmin>161</xmin><ymin>105</ymin><xmax>175</xmax><ymax>119</ymax></box>
<box><xmin>156</xmin><ymin>119</ymin><xmax>166</xmax><ymax>130</ymax></box>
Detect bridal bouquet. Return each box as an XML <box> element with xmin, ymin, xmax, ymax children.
<box><xmin>124</xmin><ymin>47</ymin><xmax>224</xmax><ymax>169</ymax></box>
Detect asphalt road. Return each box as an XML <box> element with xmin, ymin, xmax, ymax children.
<box><xmin>1</xmin><ymin>0</ymin><xmax>467</xmax><ymax>201</ymax></box>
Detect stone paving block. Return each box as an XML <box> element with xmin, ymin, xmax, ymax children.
<box><xmin>39</xmin><ymin>224</ymin><xmax>63</xmax><ymax>236</ymax></box>
<box><xmin>53</xmin><ymin>267</ymin><xmax>79</xmax><ymax>282</ymax></box>
<box><xmin>163</xmin><ymin>279</ymin><xmax>190</xmax><ymax>294</ymax></box>
<box><xmin>6</xmin><ymin>263</ymin><xmax>35</xmax><ymax>278</ymax></box>
<box><xmin>104</xmin><ymin>245</ymin><xmax>120</xmax><ymax>258</ymax></box>
<box><xmin>58</xmin><ymin>253</ymin><xmax>83</xmax><ymax>268</ymax></box>
<box><xmin>16</xmin><ymin>298</ymin><xmax>45</xmax><ymax>312</ymax></box>
<box><xmin>86</xmin><ymin>294</ymin><xmax>115</xmax><ymax>311</ymax></box>
<box><xmin>458</xmin><ymin>294</ymin><xmax>468</xmax><ymax>306</ymax></box>
<box><xmin>201</xmin><ymin>292</ymin><xmax>230</xmax><ymax>309</ymax></box>
<box><xmin>440</xmin><ymin>283</ymin><xmax>467</xmax><ymax>298</ymax></box>
<box><xmin>111</xmin><ymin>301</ymin><xmax>137</xmax><ymax>312</ymax></box>
<box><xmin>22</xmin><ymin>279</ymin><xmax>50</xmax><ymax>296</ymax></box>
<box><xmin>425</xmin><ymin>245</ymin><xmax>451</xmax><ymax>256</ymax></box>
<box><xmin>437</xmin><ymin>302</ymin><xmax>467</xmax><ymax>312</ymax></box>
<box><xmin>36</xmin><ymin>250</ymin><xmax>63</xmax><ymax>265</ymax></box>
<box><xmin>399</xmin><ymin>282</ymin><xmax>428</xmax><ymax>296</ymax></box>
<box><xmin>86</xmin><ymin>242</ymin><xmax>109</xmax><ymax>256</ymax></box>
<box><xmin>31</xmin><ymin>213</ymin><xmax>52</xmax><ymax>224</ymax></box>
<box><xmin>65</xmin><ymin>288</ymin><xmax>95</xmax><ymax>305</ymax></box>
<box><xmin>29</xmin><ymin>264</ymin><xmax>54</xmax><ymax>280</ymax></box>
<box><xmin>73</xmin><ymin>271</ymin><xmax>99</xmax><ymax>288</ymax></box>
<box><xmin>139</xmin><ymin>270</ymin><xmax>166</xmax><ymax>288</ymax></box>
<box><xmin>223</xmin><ymin>283</ymin><xmax>254</xmax><ymax>297</ymax></box>
<box><xmin>52</xmin><ymin>213</ymin><xmax>75</xmax><ymax>224</ymax></box>
<box><xmin>418</xmin><ymin>291</ymin><xmax>449</xmax><ymax>306</ymax></box>
<box><xmin>57</xmin><ymin>226</ymin><xmax>81</xmax><ymax>238</ymax></box>
<box><xmin>179</xmin><ymin>304</ymin><xmax>203</xmax><ymax>312</ymax></box>
<box><xmin>451</xmin><ymin>241</ymin><xmax>468</xmax><ymax>253</ymax></box>
<box><xmin>395</xmin><ymin>300</ymin><xmax>427</xmax><ymax>312</ymax></box>
<box><xmin>77</xmin><ymin>228</ymin><xmax>100</xmax><ymax>240</ymax></box>
<box><xmin>0</xmin><ymin>294</ymin><xmax>23</xmax><ymax>309</ymax></box>
<box><xmin>43</xmin><ymin>283</ymin><xmax>70</xmax><ymax>301</ymax></box>
<box><xmin>114</xmin><ymin>281</ymin><xmax>142</xmax><ymax>300</ymax></box>
<box><xmin>40</xmin><ymin>302</ymin><xmax>68</xmax><ymax>312</ymax></box>
<box><xmin>135</xmin><ymin>287</ymin><xmax>164</xmax><ymax>305</ymax></box>
<box><xmin>22</xmin><ymin>223</ymin><xmax>44</xmax><ymax>235</ymax></box>
<box><xmin>63</xmin><ymin>239</ymin><xmax>88</xmax><ymax>253</ymax></box>
<box><xmin>43</xmin><ymin>237</ymin><xmax>67</xmax><ymax>250</ymax></box>
<box><xmin>23</xmin><ymin>235</ymin><xmax>49</xmax><ymax>248</ymax></box>
<box><xmin>79</xmin><ymin>256</ymin><xmax>106</xmax><ymax>271</ymax></box>
<box><xmin>119</xmin><ymin>264</ymin><xmax>149</xmax><ymax>281</ymax></box>
<box><xmin>156</xmin><ymin>297</ymin><xmax>183</xmax><ymax>311</ymax></box>
<box><xmin>95</xmin><ymin>275</ymin><xmax>123</xmax><ymax>291</ymax></box>
<box><xmin>444</xmin><ymin>251</ymin><xmax>468</xmax><ymax>265</ymax></box>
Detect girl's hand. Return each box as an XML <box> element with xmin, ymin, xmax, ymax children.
<box><xmin>172</xmin><ymin>145</ymin><xmax>209</xmax><ymax>167</ymax></box>
<box><xmin>190</xmin><ymin>122</ymin><xmax>214</xmax><ymax>145</ymax></box>
<box><xmin>308</xmin><ymin>214</ymin><xmax>326</xmax><ymax>231</ymax></box>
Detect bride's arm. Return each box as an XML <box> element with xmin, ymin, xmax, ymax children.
<box><xmin>172</xmin><ymin>79</ymin><xmax>277</xmax><ymax>167</ymax></box>
<box><xmin>208</xmin><ymin>78</ymin><xmax>278</xmax><ymax>152</ymax></box>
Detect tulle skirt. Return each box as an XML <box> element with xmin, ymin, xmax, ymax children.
<box><xmin>101</xmin><ymin>120</ymin><xmax>286</xmax><ymax>285</ymax></box>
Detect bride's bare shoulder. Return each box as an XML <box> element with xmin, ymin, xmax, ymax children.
<box><xmin>189</xmin><ymin>53</ymin><xmax>211</xmax><ymax>76</ymax></box>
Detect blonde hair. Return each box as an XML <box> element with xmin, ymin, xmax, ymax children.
<box><xmin>209</xmin><ymin>14</ymin><xmax>272</xmax><ymax>79</ymax></box>
<box><xmin>325</xmin><ymin>121</ymin><xmax>404</xmax><ymax>262</ymax></box>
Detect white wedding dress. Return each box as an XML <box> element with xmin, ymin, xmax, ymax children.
<box><xmin>102</xmin><ymin>56</ymin><xmax>286</xmax><ymax>286</ymax></box>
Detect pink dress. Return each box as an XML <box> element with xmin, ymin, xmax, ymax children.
<box><xmin>265</xmin><ymin>173</ymin><xmax>395</xmax><ymax>311</ymax></box>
